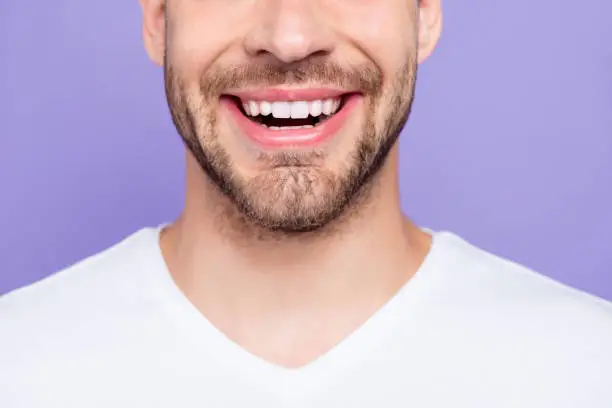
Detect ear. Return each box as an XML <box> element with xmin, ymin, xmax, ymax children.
<box><xmin>416</xmin><ymin>0</ymin><xmax>442</xmax><ymax>64</ymax></box>
<box><xmin>139</xmin><ymin>0</ymin><xmax>166</xmax><ymax>66</ymax></box>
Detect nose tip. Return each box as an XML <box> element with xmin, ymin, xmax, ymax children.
<box><xmin>244</xmin><ymin>2</ymin><xmax>334</xmax><ymax>65</ymax></box>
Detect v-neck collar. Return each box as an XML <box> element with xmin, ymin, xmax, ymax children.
<box><xmin>140</xmin><ymin>225</ymin><xmax>445</xmax><ymax>400</ymax></box>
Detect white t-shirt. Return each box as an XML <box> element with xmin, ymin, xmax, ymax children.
<box><xmin>1</xmin><ymin>227</ymin><xmax>611</xmax><ymax>407</ymax></box>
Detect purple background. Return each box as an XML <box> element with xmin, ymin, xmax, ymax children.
<box><xmin>1</xmin><ymin>1</ymin><xmax>611</xmax><ymax>299</ymax></box>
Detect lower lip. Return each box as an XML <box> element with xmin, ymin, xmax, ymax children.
<box><xmin>221</xmin><ymin>94</ymin><xmax>362</xmax><ymax>149</ymax></box>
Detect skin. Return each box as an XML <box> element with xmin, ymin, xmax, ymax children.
<box><xmin>138</xmin><ymin>0</ymin><xmax>442</xmax><ymax>368</ymax></box>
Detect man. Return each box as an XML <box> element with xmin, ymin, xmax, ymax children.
<box><xmin>1</xmin><ymin>0</ymin><xmax>611</xmax><ymax>406</ymax></box>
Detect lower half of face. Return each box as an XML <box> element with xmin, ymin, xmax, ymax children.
<box><xmin>165</xmin><ymin>57</ymin><xmax>416</xmax><ymax>234</ymax></box>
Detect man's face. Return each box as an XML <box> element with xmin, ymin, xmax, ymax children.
<box><xmin>161</xmin><ymin>0</ymin><xmax>424</xmax><ymax>233</ymax></box>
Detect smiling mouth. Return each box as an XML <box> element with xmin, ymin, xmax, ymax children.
<box><xmin>220</xmin><ymin>89</ymin><xmax>362</xmax><ymax>148</ymax></box>
<box><xmin>227</xmin><ymin>95</ymin><xmax>350</xmax><ymax>129</ymax></box>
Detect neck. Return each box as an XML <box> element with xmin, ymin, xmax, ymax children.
<box><xmin>159</xmin><ymin>149</ymin><xmax>431</xmax><ymax>367</ymax></box>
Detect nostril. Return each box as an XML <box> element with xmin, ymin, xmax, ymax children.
<box><xmin>247</xmin><ymin>33</ymin><xmax>333</xmax><ymax>66</ymax></box>
<box><xmin>308</xmin><ymin>50</ymin><xmax>330</xmax><ymax>59</ymax></box>
<box><xmin>251</xmin><ymin>51</ymin><xmax>330</xmax><ymax>69</ymax></box>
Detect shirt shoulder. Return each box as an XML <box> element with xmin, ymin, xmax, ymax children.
<box><xmin>0</xmin><ymin>227</ymin><xmax>162</xmax><ymax>347</ymax></box>
<box><xmin>434</xmin><ymin>231</ymin><xmax>612</xmax><ymax>348</ymax></box>
<box><xmin>422</xmin><ymin>232</ymin><xmax>612</xmax><ymax>403</ymax></box>
<box><xmin>0</xmin><ymin>227</ymin><xmax>177</xmax><ymax>405</ymax></box>
<box><xmin>445</xmin><ymin>232</ymin><xmax>611</xmax><ymax>308</ymax></box>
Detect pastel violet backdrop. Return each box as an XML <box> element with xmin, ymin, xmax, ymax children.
<box><xmin>1</xmin><ymin>1</ymin><xmax>611</xmax><ymax>299</ymax></box>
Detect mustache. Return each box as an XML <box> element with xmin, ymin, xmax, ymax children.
<box><xmin>187</xmin><ymin>58</ymin><xmax>384</xmax><ymax>100</ymax></box>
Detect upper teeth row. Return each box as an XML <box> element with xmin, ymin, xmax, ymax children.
<box><xmin>242</xmin><ymin>99</ymin><xmax>341</xmax><ymax>119</ymax></box>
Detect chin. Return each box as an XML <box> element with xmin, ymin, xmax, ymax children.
<box><xmin>211</xmin><ymin>158</ymin><xmax>362</xmax><ymax>234</ymax></box>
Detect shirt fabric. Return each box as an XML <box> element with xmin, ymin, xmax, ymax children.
<box><xmin>1</xmin><ymin>226</ymin><xmax>611</xmax><ymax>407</ymax></box>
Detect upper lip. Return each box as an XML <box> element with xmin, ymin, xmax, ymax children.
<box><xmin>223</xmin><ymin>88</ymin><xmax>356</xmax><ymax>102</ymax></box>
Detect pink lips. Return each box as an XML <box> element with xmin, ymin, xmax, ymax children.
<box><xmin>221</xmin><ymin>88</ymin><xmax>362</xmax><ymax>149</ymax></box>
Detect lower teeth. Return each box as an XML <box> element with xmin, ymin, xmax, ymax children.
<box><xmin>264</xmin><ymin>125</ymin><xmax>315</xmax><ymax>130</ymax></box>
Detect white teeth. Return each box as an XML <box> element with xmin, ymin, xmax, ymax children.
<box><xmin>290</xmin><ymin>101</ymin><xmax>310</xmax><ymax>119</ymax></box>
<box><xmin>242</xmin><ymin>98</ymin><xmax>342</xmax><ymax>119</ymax></box>
<box><xmin>333</xmin><ymin>99</ymin><xmax>341</xmax><ymax>112</ymax></box>
<box><xmin>259</xmin><ymin>101</ymin><xmax>272</xmax><ymax>116</ymax></box>
<box><xmin>271</xmin><ymin>101</ymin><xmax>291</xmax><ymax>119</ymax></box>
<box><xmin>322</xmin><ymin>99</ymin><xmax>335</xmax><ymax>115</ymax></box>
<box><xmin>309</xmin><ymin>100</ymin><xmax>322</xmax><ymax>117</ymax></box>
<box><xmin>268</xmin><ymin>125</ymin><xmax>315</xmax><ymax>130</ymax></box>
<box><xmin>248</xmin><ymin>100</ymin><xmax>260</xmax><ymax>116</ymax></box>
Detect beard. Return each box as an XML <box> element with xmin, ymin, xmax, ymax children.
<box><xmin>164</xmin><ymin>54</ymin><xmax>417</xmax><ymax>235</ymax></box>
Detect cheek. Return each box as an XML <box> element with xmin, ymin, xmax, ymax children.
<box><xmin>328</xmin><ymin>2</ymin><xmax>416</xmax><ymax>91</ymax></box>
<box><xmin>348</xmin><ymin>9</ymin><xmax>411</xmax><ymax>44</ymax></box>
<box><xmin>329</xmin><ymin>1</ymin><xmax>415</xmax><ymax>47</ymax></box>
<box><xmin>166</xmin><ymin>4</ymin><xmax>243</xmax><ymax>83</ymax></box>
